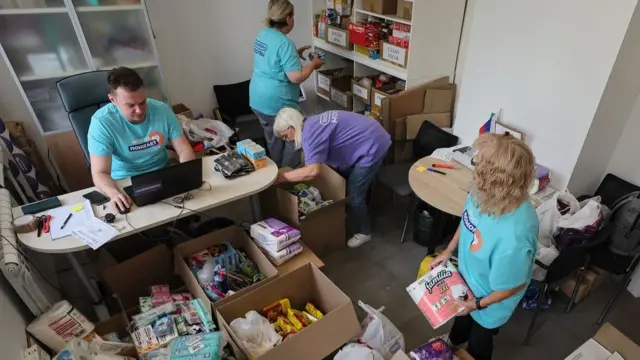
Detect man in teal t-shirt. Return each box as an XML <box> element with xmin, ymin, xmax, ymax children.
<box><xmin>249</xmin><ymin>2</ymin><xmax>323</xmax><ymax>167</ymax></box>
<box><xmin>88</xmin><ymin>67</ymin><xmax>195</xmax><ymax>212</ymax></box>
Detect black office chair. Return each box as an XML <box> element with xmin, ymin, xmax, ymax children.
<box><xmin>523</xmin><ymin>226</ymin><xmax>612</xmax><ymax>345</ymax></box>
<box><xmin>213</xmin><ymin>80</ymin><xmax>265</xmax><ymax>145</ymax></box>
<box><xmin>376</xmin><ymin>121</ymin><xmax>458</xmax><ymax>244</ymax></box>
<box><xmin>57</xmin><ymin>71</ymin><xmax>110</xmax><ymax>164</ymax></box>
<box><xmin>577</xmin><ymin>173</ymin><xmax>640</xmax><ymax>325</ymax></box>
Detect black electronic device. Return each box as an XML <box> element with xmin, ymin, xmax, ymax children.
<box><xmin>22</xmin><ymin>197</ymin><xmax>62</xmax><ymax>215</ymax></box>
<box><xmin>104</xmin><ymin>213</ymin><xmax>116</xmax><ymax>223</ymax></box>
<box><xmin>213</xmin><ymin>152</ymin><xmax>255</xmax><ymax>179</ymax></box>
<box><xmin>123</xmin><ymin>158</ymin><xmax>203</xmax><ymax>207</ymax></box>
<box><xmin>83</xmin><ymin>191</ymin><xmax>110</xmax><ymax>206</ymax></box>
<box><xmin>115</xmin><ymin>203</ymin><xmax>130</xmax><ymax>214</ymax></box>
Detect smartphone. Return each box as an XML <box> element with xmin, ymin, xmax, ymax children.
<box><xmin>83</xmin><ymin>191</ymin><xmax>110</xmax><ymax>206</ymax></box>
<box><xmin>22</xmin><ymin>197</ymin><xmax>62</xmax><ymax>215</ymax></box>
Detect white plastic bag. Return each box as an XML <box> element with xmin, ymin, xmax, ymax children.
<box><xmin>536</xmin><ymin>189</ymin><xmax>580</xmax><ymax>247</ymax></box>
<box><xmin>358</xmin><ymin>301</ymin><xmax>405</xmax><ymax>360</ymax></box>
<box><xmin>229</xmin><ymin>311</ymin><xmax>282</xmax><ymax>358</ymax></box>
<box><xmin>334</xmin><ymin>343</ymin><xmax>384</xmax><ymax>360</ymax></box>
<box><xmin>179</xmin><ymin>116</ymin><xmax>234</xmax><ymax>148</ymax></box>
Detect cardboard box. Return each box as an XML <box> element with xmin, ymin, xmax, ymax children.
<box><xmin>352</xmin><ymin>78</ymin><xmax>373</xmax><ymax>104</ymax></box>
<box><xmin>216</xmin><ymin>263</ymin><xmax>360</xmax><ymax>360</ymax></box>
<box><xmin>317</xmin><ymin>68</ymin><xmax>351</xmax><ymax>98</ymax></box>
<box><xmin>174</xmin><ymin>225</ymin><xmax>279</xmax><ymax>313</ymax></box>
<box><xmin>372</xmin><ymin>83</ymin><xmax>405</xmax><ymax>116</ymax></box>
<box><xmin>172</xmin><ymin>103</ymin><xmax>194</xmax><ymax>119</ymax></box>
<box><xmin>363</xmin><ymin>0</ymin><xmax>398</xmax><ymax>15</ymax></box>
<box><xmin>260</xmin><ymin>164</ymin><xmax>347</xmax><ymax>257</ymax></box>
<box><xmin>395</xmin><ymin>113</ymin><xmax>453</xmax><ymax>142</ymax></box>
<box><xmin>396</xmin><ymin>0</ymin><xmax>413</xmax><ymax>20</ymax></box>
<box><xmin>330</xmin><ymin>79</ymin><xmax>354</xmax><ymax>110</ymax></box>
<box><xmin>93</xmin><ymin>312</ymin><xmax>137</xmax><ymax>357</ymax></box>
<box><xmin>566</xmin><ymin>323</ymin><xmax>640</xmax><ymax>360</ymax></box>
<box><xmin>561</xmin><ymin>267</ymin><xmax>610</xmax><ymax>303</ymax></box>
<box><xmin>381</xmin><ymin>40</ymin><xmax>409</xmax><ymax>68</ymax></box>
<box><xmin>327</xmin><ymin>25</ymin><xmax>352</xmax><ymax>50</ymax></box>
<box><xmin>424</xmin><ymin>88</ymin><xmax>456</xmax><ymax>114</ymax></box>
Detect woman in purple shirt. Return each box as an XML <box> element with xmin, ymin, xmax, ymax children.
<box><xmin>273</xmin><ymin>107</ymin><xmax>391</xmax><ymax>248</ymax></box>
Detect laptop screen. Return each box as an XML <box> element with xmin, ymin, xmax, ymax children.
<box><xmin>130</xmin><ymin>158</ymin><xmax>203</xmax><ymax>203</ymax></box>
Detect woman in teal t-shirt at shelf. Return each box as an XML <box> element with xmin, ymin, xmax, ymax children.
<box><xmin>250</xmin><ymin>0</ymin><xmax>324</xmax><ymax>168</ymax></box>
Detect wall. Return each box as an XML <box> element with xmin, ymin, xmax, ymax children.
<box><xmin>452</xmin><ymin>0</ymin><xmax>636</xmax><ymax>189</ymax></box>
<box><xmin>146</xmin><ymin>0</ymin><xmax>314</xmax><ymax>117</ymax></box>
<box><xmin>604</xmin><ymin>97</ymin><xmax>640</xmax><ymax>187</ymax></box>
<box><xmin>0</xmin><ymin>274</ymin><xmax>32</xmax><ymax>360</ymax></box>
<box><xmin>569</xmin><ymin>1</ymin><xmax>640</xmax><ymax>195</ymax></box>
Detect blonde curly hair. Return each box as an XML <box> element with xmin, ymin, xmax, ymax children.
<box><xmin>472</xmin><ymin>133</ymin><xmax>535</xmax><ymax>216</ymax></box>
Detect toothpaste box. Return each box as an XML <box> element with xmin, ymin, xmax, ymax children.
<box><xmin>236</xmin><ymin>139</ymin><xmax>255</xmax><ymax>157</ymax></box>
<box><xmin>406</xmin><ymin>262</ymin><xmax>474</xmax><ymax>329</ymax></box>
<box><xmin>245</xmin><ymin>144</ymin><xmax>268</xmax><ymax>169</ymax></box>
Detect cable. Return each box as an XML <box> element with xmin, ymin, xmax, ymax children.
<box><xmin>0</xmin><ymin>233</ymin><xmax>61</xmax><ymax>292</ymax></box>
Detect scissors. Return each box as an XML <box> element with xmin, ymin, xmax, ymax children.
<box><xmin>37</xmin><ymin>215</ymin><xmax>51</xmax><ymax>237</ymax></box>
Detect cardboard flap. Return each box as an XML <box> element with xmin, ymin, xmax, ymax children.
<box><xmin>312</xmin><ymin>164</ymin><xmax>346</xmax><ymax>202</ymax></box>
<box><xmin>423</xmin><ymin>88</ymin><xmax>455</xmax><ymax>114</ymax></box>
<box><xmin>594</xmin><ymin>323</ymin><xmax>640</xmax><ymax>360</ymax></box>
<box><xmin>406</xmin><ymin>113</ymin><xmax>452</xmax><ymax>140</ymax></box>
<box><xmin>104</xmin><ymin>244</ymin><xmax>180</xmax><ymax>310</ymax></box>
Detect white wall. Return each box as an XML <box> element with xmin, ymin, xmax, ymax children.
<box><xmin>569</xmin><ymin>1</ymin><xmax>640</xmax><ymax>195</ymax></box>
<box><xmin>146</xmin><ymin>0</ymin><xmax>314</xmax><ymax>117</ymax></box>
<box><xmin>605</xmin><ymin>97</ymin><xmax>640</xmax><ymax>187</ymax></box>
<box><xmin>0</xmin><ymin>275</ymin><xmax>31</xmax><ymax>360</ymax></box>
<box><xmin>453</xmin><ymin>0</ymin><xmax>636</xmax><ymax>189</ymax></box>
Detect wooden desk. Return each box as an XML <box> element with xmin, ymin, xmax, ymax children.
<box><xmin>276</xmin><ymin>241</ymin><xmax>324</xmax><ymax>275</ymax></box>
<box><xmin>408</xmin><ymin>156</ymin><xmax>473</xmax><ymax>216</ymax></box>
<box><xmin>14</xmin><ymin>155</ymin><xmax>279</xmax><ymax>254</ymax></box>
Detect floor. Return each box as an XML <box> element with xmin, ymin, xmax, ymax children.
<box><xmin>322</xmin><ymin>197</ymin><xmax>640</xmax><ymax>359</ymax></box>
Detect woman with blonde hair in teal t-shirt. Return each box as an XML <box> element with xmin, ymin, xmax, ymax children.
<box><xmin>250</xmin><ymin>0</ymin><xmax>323</xmax><ymax>168</ymax></box>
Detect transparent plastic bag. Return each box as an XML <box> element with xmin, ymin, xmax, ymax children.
<box><xmin>229</xmin><ymin>311</ymin><xmax>282</xmax><ymax>358</ymax></box>
<box><xmin>358</xmin><ymin>301</ymin><xmax>405</xmax><ymax>360</ymax></box>
<box><xmin>334</xmin><ymin>343</ymin><xmax>385</xmax><ymax>360</ymax></box>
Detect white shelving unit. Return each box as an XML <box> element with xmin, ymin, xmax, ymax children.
<box><xmin>0</xmin><ymin>0</ymin><xmax>166</xmax><ymax>134</ymax></box>
<box><xmin>310</xmin><ymin>0</ymin><xmax>466</xmax><ymax>109</ymax></box>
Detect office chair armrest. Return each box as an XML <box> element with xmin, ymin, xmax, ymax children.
<box><xmin>535</xmin><ymin>259</ymin><xmax>549</xmax><ymax>270</ymax></box>
<box><xmin>219</xmin><ymin>112</ymin><xmax>237</xmax><ymax>128</ymax></box>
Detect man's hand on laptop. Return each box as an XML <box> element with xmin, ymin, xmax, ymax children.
<box><xmin>107</xmin><ymin>188</ymin><xmax>132</xmax><ymax>213</ymax></box>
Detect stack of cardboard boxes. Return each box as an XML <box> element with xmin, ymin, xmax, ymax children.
<box><xmin>560</xmin><ymin>266</ymin><xmax>609</xmax><ymax>304</ymax></box>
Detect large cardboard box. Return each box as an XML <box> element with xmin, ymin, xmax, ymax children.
<box><xmin>330</xmin><ymin>79</ymin><xmax>354</xmax><ymax>110</ymax></box>
<box><xmin>560</xmin><ymin>267</ymin><xmax>610</xmax><ymax>303</ymax></box>
<box><xmin>260</xmin><ymin>164</ymin><xmax>347</xmax><ymax>257</ymax></box>
<box><xmin>566</xmin><ymin>323</ymin><xmax>640</xmax><ymax>360</ymax></box>
<box><xmin>174</xmin><ymin>225</ymin><xmax>279</xmax><ymax>313</ymax></box>
<box><xmin>216</xmin><ymin>263</ymin><xmax>360</xmax><ymax>360</ymax></box>
<box><xmin>363</xmin><ymin>0</ymin><xmax>398</xmax><ymax>15</ymax></box>
<box><xmin>394</xmin><ymin>113</ymin><xmax>453</xmax><ymax>142</ymax></box>
<box><xmin>396</xmin><ymin>0</ymin><xmax>413</xmax><ymax>20</ymax></box>
<box><xmin>317</xmin><ymin>68</ymin><xmax>351</xmax><ymax>98</ymax></box>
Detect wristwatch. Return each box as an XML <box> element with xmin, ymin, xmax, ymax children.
<box><xmin>475</xmin><ymin>297</ymin><xmax>485</xmax><ymax>310</ymax></box>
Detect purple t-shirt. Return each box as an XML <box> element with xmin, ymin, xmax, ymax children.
<box><xmin>302</xmin><ymin>110</ymin><xmax>391</xmax><ymax>168</ymax></box>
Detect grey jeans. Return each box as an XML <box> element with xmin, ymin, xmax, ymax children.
<box><xmin>252</xmin><ymin>109</ymin><xmax>301</xmax><ymax>168</ymax></box>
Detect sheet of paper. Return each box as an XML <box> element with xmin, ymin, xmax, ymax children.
<box><xmin>71</xmin><ymin>217</ymin><xmax>119</xmax><ymax>250</ymax></box>
<box><xmin>48</xmin><ymin>200</ymin><xmax>94</xmax><ymax>240</ymax></box>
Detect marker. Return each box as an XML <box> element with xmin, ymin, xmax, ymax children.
<box><xmin>432</xmin><ymin>163</ymin><xmax>455</xmax><ymax>169</ymax></box>
<box><xmin>428</xmin><ymin>168</ymin><xmax>446</xmax><ymax>175</ymax></box>
<box><xmin>60</xmin><ymin>213</ymin><xmax>73</xmax><ymax>229</ymax></box>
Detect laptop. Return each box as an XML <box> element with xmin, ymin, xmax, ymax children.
<box><xmin>123</xmin><ymin>158</ymin><xmax>203</xmax><ymax>206</ymax></box>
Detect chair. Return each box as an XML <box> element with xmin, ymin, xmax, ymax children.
<box><xmin>57</xmin><ymin>71</ymin><xmax>110</xmax><ymax>164</ymax></box>
<box><xmin>376</xmin><ymin>121</ymin><xmax>458</xmax><ymax>244</ymax></box>
<box><xmin>213</xmin><ymin>80</ymin><xmax>265</xmax><ymax>145</ymax></box>
<box><xmin>523</xmin><ymin>227</ymin><xmax>612</xmax><ymax>345</ymax></box>
<box><xmin>578</xmin><ymin>173</ymin><xmax>640</xmax><ymax>324</ymax></box>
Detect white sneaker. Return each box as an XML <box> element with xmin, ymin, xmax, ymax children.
<box><xmin>347</xmin><ymin>234</ymin><xmax>372</xmax><ymax>248</ymax></box>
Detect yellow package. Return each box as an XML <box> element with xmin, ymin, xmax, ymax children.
<box><xmin>286</xmin><ymin>308</ymin><xmax>304</xmax><ymax>331</ymax></box>
<box><xmin>417</xmin><ymin>252</ymin><xmax>459</xmax><ymax>279</ymax></box>
<box><xmin>302</xmin><ymin>311</ymin><xmax>318</xmax><ymax>323</ymax></box>
<box><xmin>263</xmin><ymin>298</ymin><xmax>291</xmax><ymax>322</ymax></box>
<box><xmin>277</xmin><ymin>316</ymin><xmax>295</xmax><ymax>332</ymax></box>
<box><xmin>305</xmin><ymin>302</ymin><xmax>324</xmax><ymax>320</ymax></box>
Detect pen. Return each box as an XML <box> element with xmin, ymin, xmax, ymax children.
<box><xmin>432</xmin><ymin>163</ymin><xmax>455</xmax><ymax>169</ymax></box>
<box><xmin>61</xmin><ymin>213</ymin><xmax>73</xmax><ymax>229</ymax></box>
<box><xmin>428</xmin><ymin>168</ymin><xmax>447</xmax><ymax>175</ymax></box>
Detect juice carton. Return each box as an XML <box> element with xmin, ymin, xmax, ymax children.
<box><xmin>406</xmin><ymin>261</ymin><xmax>474</xmax><ymax>329</ymax></box>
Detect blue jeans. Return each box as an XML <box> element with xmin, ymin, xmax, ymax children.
<box><xmin>251</xmin><ymin>109</ymin><xmax>301</xmax><ymax>168</ymax></box>
<box><xmin>338</xmin><ymin>158</ymin><xmax>384</xmax><ymax>235</ymax></box>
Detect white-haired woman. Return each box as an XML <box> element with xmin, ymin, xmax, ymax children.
<box><xmin>430</xmin><ymin>133</ymin><xmax>539</xmax><ymax>360</ymax></box>
<box><xmin>273</xmin><ymin>108</ymin><xmax>391</xmax><ymax>248</ymax></box>
<box><xmin>250</xmin><ymin>0</ymin><xmax>324</xmax><ymax>168</ymax></box>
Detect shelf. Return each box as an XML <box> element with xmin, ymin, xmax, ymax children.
<box><xmin>19</xmin><ymin>69</ymin><xmax>87</xmax><ymax>82</ymax></box>
<box><xmin>316</xmin><ymin>91</ymin><xmax>331</xmax><ymax>102</ymax></box>
<box><xmin>0</xmin><ymin>7</ymin><xmax>67</xmax><ymax>15</ymax></box>
<box><xmin>98</xmin><ymin>61</ymin><xmax>157</xmax><ymax>70</ymax></box>
<box><xmin>313</xmin><ymin>38</ymin><xmax>408</xmax><ymax>80</ymax></box>
<box><xmin>354</xmin><ymin>9</ymin><xmax>412</xmax><ymax>25</ymax></box>
<box><xmin>75</xmin><ymin>5</ymin><xmax>142</xmax><ymax>12</ymax></box>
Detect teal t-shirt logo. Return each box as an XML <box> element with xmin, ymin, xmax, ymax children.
<box><xmin>128</xmin><ymin>131</ymin><xmax>165</xmax><ymax>152</ymax></box>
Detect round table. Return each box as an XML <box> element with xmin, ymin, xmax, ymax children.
<box><xmin>408</xmin><ymin>156</ymin><xmax>473</xmax><ymax>216</ymax></box>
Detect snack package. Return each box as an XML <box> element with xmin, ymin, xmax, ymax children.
<box><xmin>192</xmin><ymin>299</ymin><xmax>216</xmax><ymax>332</ymax></box>
<box><xmin>305</xmin><ymin>302</ymin><xmax>324</xmax><ymax>320</ymax></box>
<box><xmin>250</xmin><ymin>218</ymin><xmax>301</xmax><ymax>252</ymax></box>
<box><xmin>406</xmin><ymin>262</ymin><xmax>474</xmax><ymax>329</ymax></box>
<box><xmin>262</xmin><ymin>299</ymin><xmax>291</xmax><ymax>322</ymax></box>
<box><xmin>189</xmin><ymin>250</ymin><xmax>211</xmax><ymax>270</ymax></box>
<box><xmin>409</xmin><ymin>339</ymin><xmax>455</xmax><ymax>360</ymax></box>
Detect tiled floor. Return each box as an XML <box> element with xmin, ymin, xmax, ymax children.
<box><xmin>323</xmin><ymin>197</ymin><xmax>640</xmax><ymax>359</ymax></box>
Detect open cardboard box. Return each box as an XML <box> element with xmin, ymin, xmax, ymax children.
<box><xmin>391</xmin><ymin>349</ymin><xmax>474</xmax><ymax>360</ymax></box>
<box><xmin>174</xmin><ymin>225</ymin><xmax>279</xmax><ymax>313</ymax></box>
<box><xmin>216</xmin><ymin>263</ymin><xmax>360</xmax><ymax>360</ymax></box>
<box><xmin>259</xmin><ymin>164</ymin><xmax>347</xmax><ymax>257</ymax></box>
<box><xmin>93</xmin><ymin>312</ymin><xmax>137</xmax><ymax>357</ymax></box>
<box><xmin>566</xmin><ymin>323</ymin><xmax>640</xmax><ymax>360</ymax></box>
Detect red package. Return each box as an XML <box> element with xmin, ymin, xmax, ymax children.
<box><xmin>393</xmin><ymin>22</ymin><xmax>411</xmax><ymax>33</ymax></box>
<box><xmin>349</xmin><ymin>22</ymin><xmax>367</xmax><ymax>47</ymax></box>
<box><xmin>388</xmin><ymin>36</ymin><xmax>410</xmax><ymax>49</ymax></box>
<box><xmin>151</xmin><ymin>284</ymin><xmax>170</xmax><ymax>297</ymax></box>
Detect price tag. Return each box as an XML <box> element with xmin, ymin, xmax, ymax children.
<box><xmin>352</xmin><ymin>84</ymin><xmax>369</xmax><ymax>100</ymax></box>
<box><xmin>328</xmin><ymin>28</ymin><xmax>347</xmax><ymax>48</ymax></box>
<box><xmin>374</xmin><ymin>92</ymin><xmax>386</xmax><ymax>107</ymax></box>
<box><xmin>318</xmin><ymin>74</ymin><xmax>331</xmax><ymax>91</ymax></box>
<box><xmin>331</xmin><ymin>88</ymin><xmax>348</xmax><ymax>108</ymax></box>
<box><xmin>382</xmin><ymin>42</ymin><xmax>407</xmax><ymax>66</ymax></box>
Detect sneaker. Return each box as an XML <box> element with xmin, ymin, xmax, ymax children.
<box><xmin>347</xmin><ymin>234</ymin><xmax>372</xmax><ymax>248</ymax></box>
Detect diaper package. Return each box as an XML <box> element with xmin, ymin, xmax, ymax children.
<box><xmin>250</xmin><ymin>218</ymin><xmax>301</xmax><ymax>252</ymax></box>
<box><xmin>255</xmin><ymin>242</ymin><xmax>304</xmax><ymax>266</ymax></box>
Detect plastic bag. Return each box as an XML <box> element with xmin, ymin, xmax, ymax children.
<box><xmin>358</xmin><ymin>301</ymin><xmax>405</xmax><ymax>360</ymax></box>
<box><xmin>229</xmin><ymin>311</ymin><xmax>282</xmax><ymax>358</ymax></box>
<box><xmin>334</xmin><ymin>343</ymin><xmax>384</xmax><ymax>360</ymax></box>
<box><xmin>180</xmin><ymin>116</ymin><xmax>234</xmax><ymax>147</ymax></box>
<box><xmin>536</xmin><ymin>189</ymin><xmax>580</xmax><ymax>247</ymax></box>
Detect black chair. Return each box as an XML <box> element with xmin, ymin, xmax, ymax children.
<box><xmin>213</xmin><ymin>80</ymin><xmax>265</xmax><ymax>144</ymax></box>
<box><xmin>578</xmin><ymin>173</ymin><xmax>640</xmax><ymax>325</ymax></box>
<box><xmin>376</xmin><ymin>121</ymin><xmax>458</xmax><ymax>243</ymax></box>
<box><xmin>57</xmin><ymin>71</ymin><xmax>110</xmax><ymax>164</ymax></box>
<box><xmin>524</xmin><ymin>226</ymin><xmax>612</xmax><ymax>345</ymax></box>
